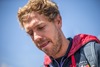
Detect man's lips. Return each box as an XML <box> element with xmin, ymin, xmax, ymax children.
<box><xmin>39</xmin><ymin>41</ymin><xmax>50</xmax><ymax>49</ymax></box>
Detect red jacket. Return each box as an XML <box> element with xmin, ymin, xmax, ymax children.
<box><xmin>44</xmin><ymin>34</ymin><xmax>100</xmax><ymax>66</ymax></box>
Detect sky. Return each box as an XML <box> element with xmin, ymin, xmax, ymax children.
<box><xmin>0</xmin><ymin>0</ymin><xmax>100</xmax><ymax>67</ymax></box>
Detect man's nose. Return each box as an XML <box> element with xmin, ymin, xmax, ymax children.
<box><xmin>33</xmin><ymin>32</ymin><xmax>42</xmax><ymax>42</ymax></box>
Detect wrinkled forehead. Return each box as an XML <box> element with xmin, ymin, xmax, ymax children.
<box><xmin>22</xmin><ymin>12</ymin><xmax>48</xmax><ymax>24</ymax></box>
<box><xmin>22</xmin><ymin>12</ymin><xmax>49</xmax><ymax>31</ymax></box>
<box><xmin>22</xmin><ymin>12</ymin><xmax>38</xmax><ymax>23</ymax></box>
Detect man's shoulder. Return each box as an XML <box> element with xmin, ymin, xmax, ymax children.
<box><xmin>93</xmin><ymin>42</ymin><xmax>100</xmax><ymax>56</ymax></box>
<box><xmin>84</xmin><ymin>41</ymin><xmax>100</xmax><ymax>51</ymax></box>
<box><xmin>82</xmin><ymin>41</ymin><xmax>100</xmax><ymax>67</ymax></box>
<box><xmin>68</xmin><ymin>34</ymin><xmax>100</xmax><ymax>57</ymax></box>
<box><xmin>82</xmin><ymin>41</ymin><xmax>100</xmax><ymax>56</ymax></box>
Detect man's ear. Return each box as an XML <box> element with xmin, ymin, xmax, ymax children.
<box><xmin>54</xmin><ymin>14</ymin><xmax>62</xmax><ymax>28</ymax></box>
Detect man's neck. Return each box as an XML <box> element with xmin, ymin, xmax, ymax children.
<box><xmin>53</xmin><ymin>38</ymin><xmax>70</xmax><ymax>59</ymax></box>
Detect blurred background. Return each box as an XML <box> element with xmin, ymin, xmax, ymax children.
<box><xmin>0</xmin><ymin>0</ymin><xmax>100</xmax><ymax>67</ymax></box>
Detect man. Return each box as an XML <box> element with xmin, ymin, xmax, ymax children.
<box><xmin>17</xmin><ymin>0</ymin><xmax>100</xmax><ymax>67</ymax></box>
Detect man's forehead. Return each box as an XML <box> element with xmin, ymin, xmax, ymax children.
<box><xmin>22</xmin><ymin>12</ymin><xmax>37</xmax><ymax>23</ymax></box>
<box><xmin>23</xmin><ymin>12</ymin><xmax>48</xmax><ymax>31</ymax></box>
<box><xmin>23</xmin><ymin>12</ymin><xmax>47</xmax><ymax>23</ymax></box>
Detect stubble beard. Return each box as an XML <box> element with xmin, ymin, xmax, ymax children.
<box><xmin>43</xmin><ymin>30</ymin><xmax>63</xmax><ymax>57</ymax></box>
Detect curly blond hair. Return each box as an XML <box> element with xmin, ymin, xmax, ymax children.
<box><xmin>17</xmin><ymin>0</ymin><xmax>60</xmax><ymax>28</ymax></box>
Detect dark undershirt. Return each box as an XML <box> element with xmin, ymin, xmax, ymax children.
<box><xmin>55</xmin><ymin>38</ymin><xmax>73</xmax><ymax>64</ymax></box>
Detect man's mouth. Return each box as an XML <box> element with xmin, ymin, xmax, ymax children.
<box><xmin>39</xmin><ymin>41</ymin><xmax>50</xmax><ymax>49</ymax></box>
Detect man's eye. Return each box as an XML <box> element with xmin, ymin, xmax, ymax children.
<box><xmin>38</xmin><ymin>26</ymin><xmax>45</xmax><ymax>30</ymax></box>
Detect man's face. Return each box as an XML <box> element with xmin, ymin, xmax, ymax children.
<box><xmin>23</xmin><ymin>12</ymin><xmax>62</xmax><ymax>57</ymax></box>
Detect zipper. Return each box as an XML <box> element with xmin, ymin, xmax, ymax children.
<box><xmin>60</xmin><ymin>57</ymin><xmax>69</xmax><ymax>67</ymax></box>
<box><xmin>53</xmin><ymin>59</ymin><xmax>60</xmax><ymax>67</ymax></box>
<box><xmin>60</xmin><ymin>57</ymin><xmax>65</xmax><ymax>67</ymax></box>
<box><xmin>53</xmin><ymin>57</ymin><xmax>67</xmax><ymax>67</ymax></box>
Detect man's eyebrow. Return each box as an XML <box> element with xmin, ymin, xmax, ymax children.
<box><xmin>35</xmin><ymin>23</ymin><xmax>44</xmax><ymax>28</ymax></box>
<box><xmin>25</xmin><ymin>22</ymin><xmax>45</xmax><ymax>33</ymax></box>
